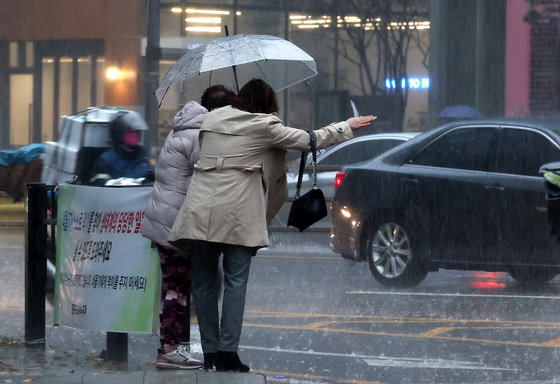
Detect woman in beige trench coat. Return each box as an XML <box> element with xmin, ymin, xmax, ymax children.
<box><xmin>168</xmin><ymin>79</ymin><xmax>375</xmax><ymax>372</ymax></box>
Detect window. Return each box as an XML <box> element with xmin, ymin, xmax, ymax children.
<box><xmin>9</xmin><ymin>42</ymin><xmax>17</xmax><ymax>67</ymax></box>
<box><xmin>410</xmin><ymin>127</ymin><xmax>495</xmax><ymax>171</ymax></box>
<box><xmin>491</xmin><ymin>128</ymin><xmax>560</xmax><ymax>176</ymax></box>
<box><xmin>320</xmin><ymin>138</ymin><xmax>406</xmax><ymax>166</ymax></box>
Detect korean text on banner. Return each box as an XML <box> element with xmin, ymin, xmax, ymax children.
<box><xmin>53</xmin><ymin>184</ymin><xmax>160</xmax><ymax>333</ymax></box>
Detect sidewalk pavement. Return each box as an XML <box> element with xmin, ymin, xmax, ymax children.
<box><xmin>0</xmin><ymin>343</ymin><xmax>266</xmax><ymax>383</ymax></box>
<box><xmin>0</xmin><ymin>344</ymin><xmax>266</xmax><ymax>384</ymax></box>
<box><xmin>0</xmin><ymin>307</ymin><xmax>267</xmax><ymax>384</ymax></box>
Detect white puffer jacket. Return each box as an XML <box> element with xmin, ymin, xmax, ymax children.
<box><xmin>141</xmin><ymin>101</ymin><xmax>207</xmax><ymax>248</ymax></box>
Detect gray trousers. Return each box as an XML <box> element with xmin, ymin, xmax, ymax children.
<box><xmin>190</xmin><ymin>240</ymin><xmax>253</xmax><ymax>353</ymax></box>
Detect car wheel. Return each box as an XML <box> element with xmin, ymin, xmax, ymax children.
<box><xmin>366</xmin><ymin>221</ymin><xmax>428</xmax><ymax>287</ymax></box>
<box><xmin>510</xmin><ymin>267</ymin><xmax>557</xmax><ymax>284</ymax></box>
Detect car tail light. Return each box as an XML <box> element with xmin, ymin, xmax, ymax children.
<box><xmin>334</xmin><ymin>171</ymin><xmax>346</xmax><ymax>191</ymax></box>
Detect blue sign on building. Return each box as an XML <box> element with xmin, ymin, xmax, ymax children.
<box><xmin>385</xmin><ymin>77</ymin><xmax>430</xmax><ymax>89</ymax></box>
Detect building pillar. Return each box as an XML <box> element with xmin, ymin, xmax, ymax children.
<box><xmin>428</xmin><ymin>0</ymin><xmax>449</xmax><ymax>126</ymax></box>
<box><xmin>145</xmin><ymin>0</ymin><xmax>160</xmax><ymax>157</ymax></box>
<box><xmin>504</xmin><ymin>0</ymin><xmax>531</xmax><ymax>116</ymax></box>
<box><xmin>0</xmin><ymin>41</ymin><xmax>8</xmax><ymax>148</ymax></box>
<box><xmin>32</xmin><ymin>42</ymin><xmax>43</xmax><ymax>144</ymax></box>
<box><xmin>429</xmin><ymin>0</ymin><xmax>505</xmax><ymax>122</ymax></box>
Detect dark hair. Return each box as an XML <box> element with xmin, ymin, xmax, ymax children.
<box><xmin>230</xmin><ymin>79</ymin><xmax>279</xmax><ymax>114</ymax></box>
<box><xmin>200</xmin><ymin>85</ymin><xmax>235</xmax><ymax>111</ymax></box>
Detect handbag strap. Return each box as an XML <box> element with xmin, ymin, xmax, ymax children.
<box><xmin>294</xmin><ymin>146</ymin><xmax>308</xmax><ymax>200</ymax></box>
<box><xmin>294</xmin><ymin>130</ymin><xmax>317</xmax><ymax>199</ymax></box>
<box><xmin>309</xmin><ymin>130</ymin><xmax>318</xmax><ymax>188</ymax></box>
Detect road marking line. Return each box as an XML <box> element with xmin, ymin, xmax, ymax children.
<box><xmin>254</xmin><ymin>369</ymin><xmax>387</xmax><ymax>384</ymax></box>
<box><xmin>0</xmin><ymin>305</ymin><xmax>24</xmax><ymax>310</ymax></box>
<box><xmin>417</xmin><ymin>326</ymin><xmax>462</xmax><ymax>337</ymax></box>
<box><xmin>245</xmin><ymin>310</ymin><xmax>560</xmax><ymax>326</ymax></box>
<box><xmin>241</xmin><ymin>345</ymin><xmax>515</xmax><ymax>371</ymax></box>
<box><xmin>361</xmin><ymin>357</ymin><xmax>511</xmax><ymax>370</ymax></box>
<box><xmin>244</xmin><ymin>311</ymin><xmax>560</xmax><ymax>348</ymax></box>
<box><xmin>244</xmin><ymin>320</ymin><xmax>560</xmax><ymax>348</ymax></box>
<box><xmin>539</xmin><ymin>336</ymin><xmax>560</xmax><ymax>347</ymax></box>
<box><xmin>347</xmin><ymin>290</ymin><xmax>560</xmax><ymax>300</ymax></box>
<box><xmin>256</xmin><ymin>254</ymin><xmax>338</xmax><ymax>260</ymax></box>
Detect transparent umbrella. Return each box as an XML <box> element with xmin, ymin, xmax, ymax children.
<box><xmin>155</xmin><ymin>34</ymin><xmax>318</xmax><ymax>107</ymax></box>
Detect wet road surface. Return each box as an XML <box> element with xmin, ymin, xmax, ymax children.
<box><xmin>3</xmin><ymin>226</ymin><xmax>560</xmax><ymax>383</ymax></box>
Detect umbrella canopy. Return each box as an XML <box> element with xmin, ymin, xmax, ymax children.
<box><xmin>438</xmin><ymin>104</ymin><xmax>483</xmax><ymax>120</ymax></box>
<box><xmin>156</xmin><ymin>34</ymin><xmax>318</xmax><ymax>107</ymax></box>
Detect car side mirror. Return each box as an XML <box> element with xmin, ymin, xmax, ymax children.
<box><xmin>539</xmin><ymin>161</ymin><xmax>560</xmax><ymax>175</ymax></box>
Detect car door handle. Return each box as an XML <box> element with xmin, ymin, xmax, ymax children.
<box><xmin>401</xmin><ymin>178</ymin><xmax>418</xmax><ymax>184</ymax></box>
<box><xmin>485</xmin><ymin>184</ymin><xmax>505</xmax><ymax>191</ymax></box>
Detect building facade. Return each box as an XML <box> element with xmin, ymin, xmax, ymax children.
<box><xmin>0</xmin><ymin>0</ymin><xmax>146</xmax><ymax>148</ymax></box>
<box><xmin>0</xmin><ymin>1</ymin><xmax>485</xmax><ymax>153</ymax></box>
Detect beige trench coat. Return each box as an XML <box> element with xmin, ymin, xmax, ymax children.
<box><xmin>168</xmin><ymin>106</ymin><xmax>353</xmax><ymax>250</ymax></box>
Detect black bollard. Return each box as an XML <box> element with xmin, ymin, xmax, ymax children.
<box><xmin>106</xmin><ymin>332</ymin><xmax>128</xmax><ymax>362</ymax></box>
<box><xmin>24</xmin><ymin>183</ymin><xmax>47</xmax><ymax>347</ymax></box>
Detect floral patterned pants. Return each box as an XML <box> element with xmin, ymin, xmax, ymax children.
<box><xmin>156</xmin><ymin>245</ymin><xmax>191</xmax><ymax>348</ymax></box>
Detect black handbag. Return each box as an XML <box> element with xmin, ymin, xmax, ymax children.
<box><xmin>287</xmin><ymin>130</ymin><xmax>328</xmax><ymax>231</ymax></box>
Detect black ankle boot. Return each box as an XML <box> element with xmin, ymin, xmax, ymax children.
<box><xmin>203</xmin><ymin>352</ymin><xmax>216</xmax><ymax>370</ymax></box>
<box><xmin>215</xmin><ymin>350</ymin><xmax>250</xmax><ymax>372</ymax></box>
<box><xmin>230</xmin><ymin>352</ymin><xmax>250</xmax><ymax>372</ymax></box>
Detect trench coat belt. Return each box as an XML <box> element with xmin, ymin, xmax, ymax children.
<box><xmin>195</xmin><ymin>154</ymin><xmax>263</xmax><ymax>173</ymax></box>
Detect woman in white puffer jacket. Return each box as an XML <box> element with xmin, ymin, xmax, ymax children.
<box><xmin>141</xmin><ymin>85</ymin><xmax>235</xmax><ymax>370</ymax></box>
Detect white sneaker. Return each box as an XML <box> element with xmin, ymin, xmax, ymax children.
<box><xmin>155</xmin><ymin>344</ymin><xmax>204</xmax><ymax>370</ymax></box>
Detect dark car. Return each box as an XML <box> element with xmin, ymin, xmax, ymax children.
<box><xmin>331</xmin><ymin>117</ymin><xmax>560</xmax><ymax>287</ymax></box>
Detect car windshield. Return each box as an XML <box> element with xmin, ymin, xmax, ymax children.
<box><xmin>4</xmin><ymin>1</ymin><xmax>560</xmax><ymax>383</ymax></box>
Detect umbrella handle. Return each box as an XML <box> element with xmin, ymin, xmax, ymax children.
<box><xmin>224</xmin><ymin>25</ymin><xmax>240</xmax><ymax>93</ymax></box>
